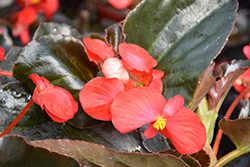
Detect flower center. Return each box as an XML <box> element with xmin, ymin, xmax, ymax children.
<box><xmin>153</xmin><ymin>118</ymin><xmax>167</xmax><ymax>130</ymax></box>
<box><xmin>31</xmin><ymin>0</ymin><xmax>41</xmax><ymax>4</ymax></box>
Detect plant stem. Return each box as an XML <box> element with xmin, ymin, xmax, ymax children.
<box><xmin>0</xmin><ymin>70</ymin><xmax>13</xmax><ymax>77</ymax></box>
<box><xmin>0</xmin><ymin>100</ymin><xmax>34</xmax><ymax>137</ymax></box>
<box><xmin>214</xmin><ymin>149</ymin><xmax>247</xmax><ymax>167</ymax></box>
<box><xmin>212</xmin><ymin>84</ymin><xmax>250</xmax><ymax>156</ymax></box>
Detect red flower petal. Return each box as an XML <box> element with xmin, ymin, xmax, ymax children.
<box><xmin>119</xmin><ymin>43</ymin><xmax>157</xmax><ymax>71</ymax></box>
<box><xmin>108</xmin><ymin>0</ymin><xmax>132</xmax><ymax>9</ymax></box>
<box><xmin>38</xmin><ymin>86</ymin><xmax>78</xmax><ymax>122</ymax></box>
<box><xmin>79</xmin><ymin>77</ymin><xmax>124</xmax><ymax>121</ymax></box>
<box><xmin>243</xmin><ymin>44</ymin><xmax>250</xmax><ymax>59</ymax></box>
<box><xmin>82</xmin><ymin>37</ymin><xmax>115</xmax><ymax>65</ymax></box>
<box><xmin>111</xmin><ymin>87</ymin><xmax>166</xmax><ymax>134</ymax></box>
<box><xmin>17</xmin><ymin>7</ymin><xmax>37</xmax><ymax>25</ymax></box>
<box><xmin>19</xmin><ymin>28</ymin><xmax>30</xmax><ymax>45</ymax></box>
<box><xmin>160</xmin><ymin>107</ymin><xmax>206</xmax><ymax>155</ymax></box>
<box><xmin>143</xmin><ymin>122</ymin><xmax>159</xmax><ymax>139</ymax></box>
<box><xmin>162</xmin><ymin>95</ymin><xmax>185</xmax><ymax>118</ymax></box>
<box><xmin>0</xmin><ymin>46</ymin><xmax>5</xmax><ymax>61</ymax></box>
<box><xmin>148</xmin><ymin>70</ymin><xmax>164</xmax><ymax>93</ymax></box>
<box><xmin>102</xmin><ymin>58</ymin><xmax>130</xmax><ymax>85</ymax></box>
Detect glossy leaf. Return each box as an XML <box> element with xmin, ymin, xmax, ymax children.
<box><xmin>182</xmin><ymin>156</ymin><xmax>201</xmax><ymax>167</ymax></box>
<box><xmin>13</xmin><ymin>34</ymin><xmax>98</xmax><ymax>97</ymax></box>
<box><xmin>0</xmin><ymin>81</ymin><xmax>51</xmax><ymax>133</ymax></box>
<box><xmin>0</xmin><ymin>135</ymin><xmax>81</xmax><ymax>167</ymax></box>
<box><xmin>123</xmin><ymin>0</ymin><xmax>237</xmax><ymax>106</ymax></box>
<box><xmin>20</xmin><ymin>122</ymin><xmax>148</xmax><ymax>153</ymax></box>
<box><xmin>140</xmin><ymin>124</ymin><xmax>171</xmax><ymax>152</ymax></box>
<box><xmin>191</xmin><ymin>150</ymin><xmax>211</xmax><ymax>167</ymax></box>
<box><xmin>224</xmin><ymin>152</ymin><xmax>250</xmax><ymax>167</ymax></box>
<box><xmin>31</xmin><ymin>139</ymin><xmax>190</xmax><ymax>167</ymax></box>
<box><xmin>105</xmin><ymin>22</ymin><xmax>125</xmax><ymax>53</ymax></box>
<box><xmin>189</xmin><ymin>63</ymin><xmax>215</xmax><ymax>111</ymax></box>
<box><xmin>33</xmin><ymin>22</ymin><xmax>83</xmax><ymax>41</ymax></box>
<box><xmin>219</xmin><ymin>118</ymin><xmax>250</xmax><ymax>151</ymax></box>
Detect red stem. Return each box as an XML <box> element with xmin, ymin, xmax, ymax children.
<box><xmin>212</xmin><ymin>84</ymin><xmax>250</xmax><ymax>156</ymax></box>
<box><xmin>0</xmin><ymin>100</ymin><xmax>34</xmax><ymax>137</ymax></box>
<box><xmin>0</xmin><ymin>70</ymin><xmax>13</xmax><ymax>77</ymax></box>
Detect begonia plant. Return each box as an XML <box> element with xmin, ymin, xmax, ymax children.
<box><xmin>1</xmin><ymin>0</ymin><xmax>250</xmax><ymax>166</ymax></box>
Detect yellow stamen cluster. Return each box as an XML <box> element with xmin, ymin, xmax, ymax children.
<box><xmin>153</xmin><ymin>118</ymin><xmax>167</xmax><ymax>130</ymax></box>
<box><xmin>31</xmin><ymin>0</ymin><xmax>41</xmax><ymax>4</ymax></box>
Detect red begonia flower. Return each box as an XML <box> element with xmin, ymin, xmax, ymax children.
<box><xmin>243</xmin><ymin>42</ymin><xmax>250</xmax><ymax>59</ymax></box>
<box><xmin>79</xmin><ymin>77</ymin><xmax>124</xmax><ymax>121</ymax></box>
<box><xmin>119</xmin><ymin>43</ymin><xmax>157</xmax><ymax>71</ymax></box>
<box><xmin>35</xmin><ymin>0</ymin><xmax>59</xmax><ymax>20</ymax></box>
<box><xmin>108</xmin><ymin>0</ymin><xmax>132</xmax><ymax>9</ymax></box>
<box><xmin>0</xmin><ymin>46</ymin><xmax>5</xmax><ymax>61</ymax></box>
<box><xmin>29</xmin><ymin>74</ymin><xmax>78</xmax><ymax>123</ymax></box>
<box><xmin>111</xmin><ymin>87</ymin><xmax>206</xmax><ymax>155</ymax></box>
<box><xmin>82</xmin><ymin>37</ymin><xmax>115</xmax><ymax>66</ymax></box>
<box><xmin>102</xmin><ymin>57</ymin><xmax>130</xmax><ymax>85</ymax></box>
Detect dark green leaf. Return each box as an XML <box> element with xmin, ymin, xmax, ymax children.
<box><xmin>224</xmin><ymin>152</ymin><xmax>250</xmax><ymax>167</ymax></box>
<box><xmin>105</xmin><ymin>22</ymin><xmax>125</xmax><ymax>53</ymax></box>
<box><xmin>31</xmin><ymin>139</ymin><xmax>189</xmax><ymax>167</ymax></box>
<box><xmin>13</xmin><ymin>34</ymin><xmax>99</xmax><ymax>97</ymax></box>
<box><xmin>67</xmin><ymin>104</ymin><xmax>104</xmax><ymax>129</ymax></box>
<box><xmin>191</xmin><ymin>150</ymin><xmax>211</xmax><ymax>167</ymax></box>
<box><xmin>0</xmin><ymin>46</ymin><xmax>22</xmax><ymax>84</ymax></box>
<box><xmin>20</xmin><ymin>122</ymin><xmax>148</xmax><ymax>153</ymax></box>
<box><xmin>219</xmin><ymin>118</ymin><xmax>250</xmax><ymax>151</ymax></box>
<box><xmin>33</xmin><ymin>22</ymin><xmax>83</xmax><ymax>41</ymax></box>
<box><xmin>140</xmin><ymin>125</ymin><xmax>171</xmax><ymax>152</ymax></box>
<box><xmin>0</xmin><ymin>135</ymin><xmax>81</xmax><ymax>167</ymax></box>
<box><xmin>182</xmin><ymin>155</ymin><xmax>201</xmax><ymax>167</ymax></box>
<box><xmin>0</xmin><ymin>81</ymin><xmax>51</xmax><ymax>133</ymax></box>
<box><xmin>124</xmin><ymin>0</ymin><xmax>237</xmax><ymax>106</ymax></box>
<box><xmin>189</xmin><ymin>62</ymin><xmax>215</xmax><ymax>110</ymax></box>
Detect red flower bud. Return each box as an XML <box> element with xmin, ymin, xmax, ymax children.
<box><xmin>29</xmin><ymin>74</ymin><xmax>78</xmax><ymax>123</ymax></box>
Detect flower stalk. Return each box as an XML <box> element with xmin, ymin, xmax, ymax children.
<box><xmin>0</xmin><ymin>70</ymin><xmax>13</xmax><ymax>77</ymax></box>
<box><xmin>0</xmin><ymin>100</ymin><xmax>34</xmax><ymax>137</ymax></box>
<box><xmin>213</xmin><ymin>83</ymin><xmax>250</xmax><ymax>156</ymax></box>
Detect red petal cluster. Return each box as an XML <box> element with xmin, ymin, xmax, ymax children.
<box><xmin>80</xmin><ymin>37</ymin><xmax>206</xmax><ymax>154</ymax></box>
<box><xmin>29</xmin><ymin>74</ymin><xmax>78</xmax><ymax>123</ymax></box>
